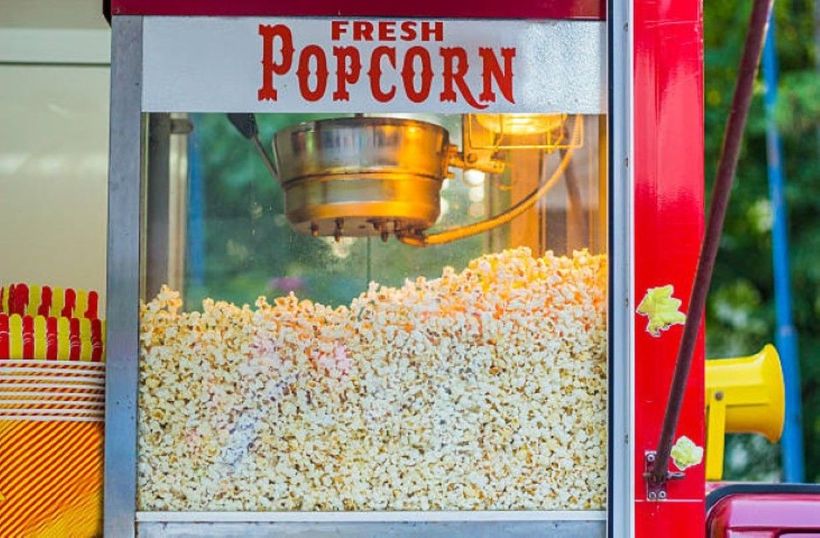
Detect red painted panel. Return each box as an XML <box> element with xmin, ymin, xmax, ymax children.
<box><xmin>633</xmin><ymin>0</ymin><xmax>705</xmax><ymax>533</ymax></box>
<box><xmin>637</xmin><ymin>500</ymin><xmax>706</xmax><ymax>537</ymax></box>
<box><xmin>108</xmin><ymin>0</ymin><xmax>604</xmax><ymax>20</ymax></box>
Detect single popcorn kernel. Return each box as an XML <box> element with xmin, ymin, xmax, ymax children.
<box><xmin>670</xmin><ymin>435</ymin><xmax>704</xmax><ymax>471</ymax></box>
<box><xmin>137</xmin><ymin>248</ymin><xmax>608</xmax><ymax>512</ymax></box>
<box><xmin>636</xmin><ymin>285</ymin><xmax>687</xmax><ymax>337</ymax></box>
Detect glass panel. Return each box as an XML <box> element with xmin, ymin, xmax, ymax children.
<box><xmin>137</xmin><ymin>110</ymin><xmax>608</xmax><ymax>512</ymax></box>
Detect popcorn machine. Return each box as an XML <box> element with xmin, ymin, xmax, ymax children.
<box><xmin>104</xmin><ymin>0</ymin><xmax>705</xmax><ymax>536</ymax></box>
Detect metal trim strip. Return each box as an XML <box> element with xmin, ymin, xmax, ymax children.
<box><xmin>137</xmin><ymin>511</ymin><xmax>607</xmax><ymax>523</ymax></box>
<box><xmin>608</xmin><ymin>0</ymin><xmax>635</xmax><ymax>536</ymax></box>
<box><xmin>103</xmin><ymin>15</ymin><xmax>143</xmax><ymax>538</ymax></box>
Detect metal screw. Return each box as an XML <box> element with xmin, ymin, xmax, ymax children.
<box><xmin>647</xmin><ymin>453</ymin><xmax>656</xmax><ymax>463</ymax></box>
<box><xmin>714</xmin><ymin>391</ymin><xmax>724</xmax><ymax>401</ymax></box>
<box><xmin>647</xmin><ymin>491</ymin><xmax>657</xmax><ymax>501</ymax></box>
<box><xmin>658</xmin><ymin>491</ymin><xmax>667</xmax><ymax>500</ymax></box>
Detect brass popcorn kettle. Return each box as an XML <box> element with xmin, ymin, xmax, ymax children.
<box><xmin>272</xmin><ymin>117</ymin><xmax>454</xmax><ymax>241</ymax></box>
<box><xmin>229</xmin><ymin>113</ymin><xmax>580</xmax><ymax>246</ymax></box>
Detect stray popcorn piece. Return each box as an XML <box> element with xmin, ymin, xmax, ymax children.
<box><xmin>670</xmin><ymin>435</ymin><xmax>704</xmax><ymax>471</ymax></box>
<box><xmin>136</xmin><ymin>248</ymin><xmax>608</xmax><ymax>512</ymax></box>
<box><xmin>636</xmin><ymin>285</ymin><xmax>687</xmax><ymax>337</ymax></box>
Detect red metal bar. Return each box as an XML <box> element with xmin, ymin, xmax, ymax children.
<box><xmin>108</xmin><ymin>0</ymin><xmax>603</xmax><ymax>20</ymax></box>
<box><xmin>633</xmin><ymin>0</ymin><xmax>706</xmax><ymax>531</ymax></box>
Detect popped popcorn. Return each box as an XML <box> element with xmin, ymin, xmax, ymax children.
<box><xmin>670</xmin><ymin>435</ymin><xmax>704</xmax><ymax>471</ymax></box>
<box><xmin>137</xmin><ymin>247</ymin><xmax>608</xmax><ymax>511</ymax></box>
<box><xmin>636</xmin><ymin>285</ymin><xmax>687</xmax><ymax>337</ymax></box>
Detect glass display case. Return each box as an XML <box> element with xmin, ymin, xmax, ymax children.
<box><xmin>102</xmin><ymin>1</ymin><xmax>707</xmax><ymax>533</ymax></box>
<box><xmin>137</xmin><ymin>110</ymin><xmax>608</xmax><ymax>513</ymax></box>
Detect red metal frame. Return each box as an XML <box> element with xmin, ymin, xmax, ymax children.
<box><xmin>108</xmin><ymin>0</ymin><xmax>603</xmax><ymax>20</ymax></box>
<box><xmin>633</xmin><ymin>0</ymin><xmax>705</xmax><ymax>534</ymax></box>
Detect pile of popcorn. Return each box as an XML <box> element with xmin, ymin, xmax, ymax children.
<box><xmin>137</xmin><ymin>247</ymin><xmax>607</xmax><ymax>511</ymax></box>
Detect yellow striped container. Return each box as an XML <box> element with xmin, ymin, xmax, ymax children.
<box><xmin>0</xmin><ymin>360</ymin><xmax>105</xmax><ymax>537</ymax></box>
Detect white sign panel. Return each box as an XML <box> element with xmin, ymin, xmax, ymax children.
<box><xmin>142</xmin><ymin>17</ymin><xmax>605</xmax><ymax>114</ymax></box>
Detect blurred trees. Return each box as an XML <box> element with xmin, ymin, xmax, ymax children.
<box><xmin>185</xmin><ymin>113</ymin><xmax>366</xmax><ymax>308</ymax></box>
<box><xmin>704</xmin><ymin>0</ymin><xmax>820</xmax><ymax>480</ymax></box>
<box><xmin>184</xmin><ymin>113</ymin><xmax>484</xmax><ymax>309</ymax></box>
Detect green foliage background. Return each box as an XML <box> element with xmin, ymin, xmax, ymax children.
<box><xmin>185</xmin><ymin>113</ymin><xmax>485</xmax><ymax>310</ymax></box>
<box><xmin>704</xmin><ymin>1</ymin><xmax>819</xmax><ymax>480</ymax></box>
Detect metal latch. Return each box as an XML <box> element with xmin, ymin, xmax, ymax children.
<box><xmin>644</xmin><ymin>451</ymin><xmax>685</xmax><ymax>501</ymax></box>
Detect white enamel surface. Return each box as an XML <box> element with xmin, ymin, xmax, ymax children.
<box><xmin>142</xmin><ymin>17</ymin><xmax>605</xmax><ymax>114</ymax></box>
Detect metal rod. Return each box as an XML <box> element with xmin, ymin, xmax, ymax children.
<box><xmin>763</xmin><ymin>15</ymin><xmax>805</xmax><ymax>482</ymax></box>
<box><xmin>560</xmin><ymin>147</ymin><xmax>588</xmax><ymax>250</ymax></box>
<box><xmin>650</xmin><ymin>0</ymin><xmax>775</xmax><ymax>486</ymax></box>
<box><xmin>366</xmin><ymin>237</ymin><xmax>372</xmax><ymax>287</ymax></box>
<box><xmin>251</xmin><ymin>134</ymin><xmax>279</xmax><ymax>179</ymax></box>
<box><xmin>187</xmin><ymin>122</ymin><xmax>206</xmax><ymax>290</ymax></box>
<box><xmin>145</xmin><ymin>113</ymin><xmax>171</xmax><ymax>301</ymax></box>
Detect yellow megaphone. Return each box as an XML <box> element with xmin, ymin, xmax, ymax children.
<box><xmin>705</xmin><ymin>344</ymin><xmax>785</xmax><ymax>480</ymax></box>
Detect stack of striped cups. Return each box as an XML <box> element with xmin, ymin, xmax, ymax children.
<box><xmin>0</xmin><ymin>283</ymin><xmax>105</xmax><ymax>537</ymax></box>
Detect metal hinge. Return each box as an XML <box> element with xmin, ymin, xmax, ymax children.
<box><xmin>643</xmin><ymin>451</ymin><xmax>685</xmax><ymax>501</ymax></box>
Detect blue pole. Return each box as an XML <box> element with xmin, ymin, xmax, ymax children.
<box><xmin>762</xmin><ymin>16</ymin><xmax>805</xmax><ymax>482</ymax></box>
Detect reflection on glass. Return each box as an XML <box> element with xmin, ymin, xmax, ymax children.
<box><xmin>137</xmin><ymin>112</ymin><xmax>608</xmax><ymax>512</ymax></box>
